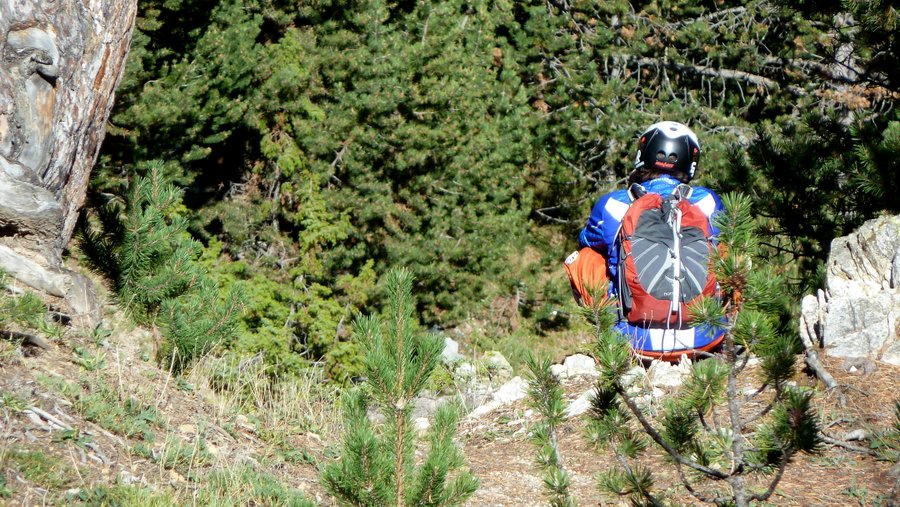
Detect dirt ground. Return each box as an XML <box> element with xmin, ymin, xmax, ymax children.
<box><xmin>458</xmin><ymin>356</ymin><xmax>900</xmax><ymax>507</ymax></box>
<box><xmin>1</xmin><ymin>321</ymin><xmax>898</xmax><ymax>506</ymax></box>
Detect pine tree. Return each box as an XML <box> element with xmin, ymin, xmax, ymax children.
<box><xmin>322</xmin><ymin>268</ymin><xmax>478</xmax><ymax>506</ymax></box>
<box><xmin>79</xmin><ymin>162</ymin><xmax>239</xmax><ymax>372</ymax></box>
<box><xmin>525</xmin><ymin>355</ymin><xmax>576</xmax><ymax>507</ymax></box>
<box><xmin>588</xmin><ymin>194</ymin><xmax>821</xmax><ymax>507</ymax></box>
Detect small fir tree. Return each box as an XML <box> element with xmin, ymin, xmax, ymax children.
<box><xmin>79</xmin><ymin>162</ymin><xmax>239</xmax><ymax>372</ymax></box>
<box><xmin>587</xmin><ymin>193</ymin><xmax>821</xmax><ymax>507</ymax></box>
<box><xmin>322</xmin><ymin>268</ymin><xmax>479</xmax><ymax>507</ymax></box>
<box><xmin>525</xmin><ymin>355</ymin><xmax>576</xmax><ymax>507</ymax></box>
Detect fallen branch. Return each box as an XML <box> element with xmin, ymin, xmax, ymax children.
<box><xmin>798</xmin><ymin>310</ymin><xmax>838</xmax><ymax>390</ymax></box>
<box><xmin>23</xmin><ymin>406</ymin><xmax>73</xmax><ymax>431</ymax></box>
<box><xmin>821</xmin><ymin>434</ymin><xmax>877</xmax><ymax>456</ymax></box>
<box><xmin>0</xmin><ymin>330</ymin><xmax>50</xmax><ymax>349</ymax></box>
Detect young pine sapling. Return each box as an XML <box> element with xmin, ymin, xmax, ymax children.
<box><xmin>322</xmin><ymin>268</ymin><xmax>479</xmax><ymax>507</ymax></box>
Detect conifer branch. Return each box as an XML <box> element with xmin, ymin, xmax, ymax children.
<box><xmin>615</xmin><ymin>384</ymin><xmax>729</xmax><ymax>480</ymax></box>
<box><xmin>749</xmin><ymin>448</ymin><xmax>793</xmax><ymax>503</ymax></box>
<box><xmin>675</xmin><ymin>461</ymin><xmax>730</xmax><ymax>506</ymax></box>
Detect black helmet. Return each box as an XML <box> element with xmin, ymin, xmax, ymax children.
<box><xmin>633</xmin><ymin>121</ymin><xmax>701</xmax><ymax>180</ymax></box>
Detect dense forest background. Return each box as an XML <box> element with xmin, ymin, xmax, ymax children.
<box><xmin>83</xmin><ymin>0</ymin><xmax>899</xmax><ymax>381</ymax></box>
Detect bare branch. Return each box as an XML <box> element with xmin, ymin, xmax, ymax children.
<box><xmin>798</xmin><ymin>309</ymin><xmax>839</xmax><ymax>390</ymax></box>
<box><xmin>534</xmin><ymin>207</ymin><xmax>578</xmax><ymax>225</ymax></box>
<box><xmin>634</xmin><ymin>57</ymin><xmax>783</xmax><ymax>92</ymax></box>
<box><xmin>676</xmin><ymin>461</ymin><xmax>731</xmax><ymax>506</ymax></box>
<box><xmin>616</xmin><ymin>384</ymin><xmax>730</xmax><ymax>480</ymax></box>
<box><xmin>820</xmin><ymin>434</ymin><xmax>878</xmax><ymax>456</ymax></box>
<box><xmin>749</xmin><ymin>448</ymin><xmax>793</xmax><ymax>503</ymax></box>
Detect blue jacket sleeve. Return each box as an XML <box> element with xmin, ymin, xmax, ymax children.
<box><xmin>706</xmin><ymin>190</ymin><xmax>726</xmax><ymax>239</ymax></box>
<box><xmin>578</xmin><ymin>193</ymin><xmax>613</xmax><ymax>250</ymax></box>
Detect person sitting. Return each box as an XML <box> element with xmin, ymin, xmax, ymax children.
<box><xmin>575</xmin><ymin>121</ymin><xmax>726</xmax><ymax>360</ymax></box>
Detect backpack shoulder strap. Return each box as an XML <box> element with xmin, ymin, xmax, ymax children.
<box><xmin>673</xmin><ymin>183</ymin><xmax>693</xmax><ymax>200</ymax></box>
<box><xmin>627</xmin><ymin>183</ymin><xmax>647</xmax><ymax>202</ymax></box>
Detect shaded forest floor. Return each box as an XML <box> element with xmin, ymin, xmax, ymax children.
<box><xmin>1</xmin><ymin>298</ymin><xmax>898</xmax><ymax>506</ymax></box>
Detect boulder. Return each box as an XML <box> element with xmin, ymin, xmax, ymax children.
<box><xmin>647</xmin><ymin>357</ymin><xmax>692</xmax><ymax>388</ymax></box>
<box><xmin>467</xmin><ymin>376</ymin><xmax>528</xmax><ymax>419</ymax></box>
<box><xmin>564</xmin><ymin>388</ymin><xmax>594</xmax><ymax>418</ymax></box>
<box><xmin>549</xmin><ymin>354</ymin><xmax>598</xmax><ymax>379</ymax></box>
<box><xmin>441</xmin><ymin>337</ymin><xmax>464</xmax><ymax>363</ymax></box>
<box><xmin>799</xmin><ymin>215</ymin><xmax>900</xmax><ymax>365</ymax></box>
<box><xmin>482</xmin><ymin>350</ymin><xmax>513</xmax><ymax>382</ymax></box>
<box><xmin>562</xmin><ymin>354</ymin><xmax>598</xmax><ymax>378</ymax></box>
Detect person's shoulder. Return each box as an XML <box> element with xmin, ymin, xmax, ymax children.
<box><xmin>592</xmin><ymin>188</ymin><xmax>630</xmax><ymax>220</ymax></box>
<box><xmin>593</xmin><ymin>188</ymin><xmax>629</xmax><ymax>207</ymax></box>
<box><xmin>603</xmin><ymin>189</ymin><xmax>631</xmax><ymax>209</ymax></box>
<box><xmin>687</xmin><ymin>185</ymin><xmax>724</xmax><ymax>214</ymax></box>
<box><xmin>605</xmin><ymin>188</ymin><xmax>630</xmax><ymax>202</ymax></box>
<box><xmin>688</xmin><ymin>185</ymin><xmax>720</xmax><ymax>199</ymax></box>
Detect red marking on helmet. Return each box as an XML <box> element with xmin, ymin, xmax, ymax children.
<box><xmin>654</xmin><ymin>161</ymin><xmax>675</xmax><ymax>169</ymax></box>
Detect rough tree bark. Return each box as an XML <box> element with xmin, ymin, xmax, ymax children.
<box><xmin>0</xmin><ymin>0</ymin><xmax>137</xmax><ymax>325</ymax></box>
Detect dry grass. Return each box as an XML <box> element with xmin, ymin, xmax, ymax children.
<box><xmin>2</xmin><ymin>276</ymin><xmax>897</xmax><ymax>507</ymax></box>
<box><xmin>0</xmin><ymin>299</ymin><xmax>335</xmax><ymax>505</ymax></box>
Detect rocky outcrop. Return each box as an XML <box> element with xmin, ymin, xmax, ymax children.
<box><xmin>0</xmin><ymin>0</ymin><xmax>137</xmax><ymax>326</ymax></box>
<box><xmin>800</xmin><ymin>215</ymin><xmax>900</xmax><ymax>365</ymax></box>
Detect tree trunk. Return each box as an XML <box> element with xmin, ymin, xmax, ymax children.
<box><xmin>0</xmin><ymin>0</ymin><xmax>136</xmax><ymax>325</ymax></box>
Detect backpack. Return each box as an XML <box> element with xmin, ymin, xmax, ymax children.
<box><xmin>616</xmin><ymin>183</ymin><xmax>717</xmax><ymax>327</ymax></box>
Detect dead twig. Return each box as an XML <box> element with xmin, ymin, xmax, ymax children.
<box><xmin>820</xmin><ymin>434</ymin><xmax>877</xmax><ymax>456</ymax></box>
<box><xmin>23</xmin><ymin>406</ymin><xmax>73</xmax><ymax>431</ymax></box>
<box><xmin>798</xmin><ymin>314</ymin><xmax>839</xmax><ymax>390</ymax></box>
<box><xmin>0</xmin><ymin>330</ymin><xmax>50</xmax><ymax>349</ymax></box>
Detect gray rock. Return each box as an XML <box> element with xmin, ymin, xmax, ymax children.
<box><xmin>119</xmin><ymin>470</ymin><xmax>145</xmax><ymax>486</ymax></box>
<box><xmin>565</xmin><ymin>388</ymin><xmax>594</xmax><ymax>418</ymax></box>
<box><xmin>461</xmin><ymin>387</ymin><xmax>493</xmax><ymax>414</ymax></box>
<box><xmin>562</xmin><ymin>354</ymin><xmax>598</xmax><ymax>378</ymax></box>
<box><xmin>839</xmin><ymin>357</ymin><xmax>878</xmax><ymax>375</ymax></box>
<box><xmin>647</xmin><ymin>359</ymin><xmax>689</xmax><ymax>388</ymax></box>
<box><xmin>824</xmin><ymin>293</ymin><xmax>896</xmax><ymax>358</ymax></box>
<box><xmin>621</xmin><ymin>366</ymin><xmax>648</xmax><ymax>388</ymax></box>
<box><xmin>466</xmin><ymin>376</ymin><xmax>528</xmax><ymax>419</ymax></box>
<box><xmin>453</xmin><ymin>361</ymin><xmax>477</xmax><ymax>381</ymax></box>
<box><xmin>492</xmin><ymin>376</ymin><xmax>528</xmax><ymax>404</ymax></box>
<box><xmin>483</xmin><ymin>351</ymin><xmax>512</xmax><ymax>373</ymax></box>
<box><xmin>798</xmin><ymin>215</ymin><xmax>900</xmax><ymax>363</ymax></box>
<box><xmin>414</xmin><ymin>417</ymin><xmax>430</xmax><ymax>434</ymax></box>
<box><xmin>441</xmin><ymin>337</ymin><xmax>464</xmax><ymax>364</ymax></box>
<box><xmin>828</xmin><ymin>216</ymin><xmax>900</xmax><ymax>292</ymax></box>
<box><xmin>549</xmin><ymin>363</ymin><xmax>567</xmax><ymax>379</ymax></box>
<box><xmin>412</xmin><ymin>394</ymin><xmax>444</xmax><ymax>420</ymax></box>
<box><xmin>882</xmin><ymin>341</ymin><xmax>900</xmax><ymax>367</ymax></box>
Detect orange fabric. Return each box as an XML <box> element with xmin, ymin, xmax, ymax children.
<box><xmin>563</xmin><ymin>247</ymin><xmax>610</xmax><ymax>307</ymax></box>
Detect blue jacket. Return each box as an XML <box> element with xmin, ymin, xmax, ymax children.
<box><xmin>578</xmin><ymin>175</ymin><xmax>726</xmax><ymax>355</ymax></box>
